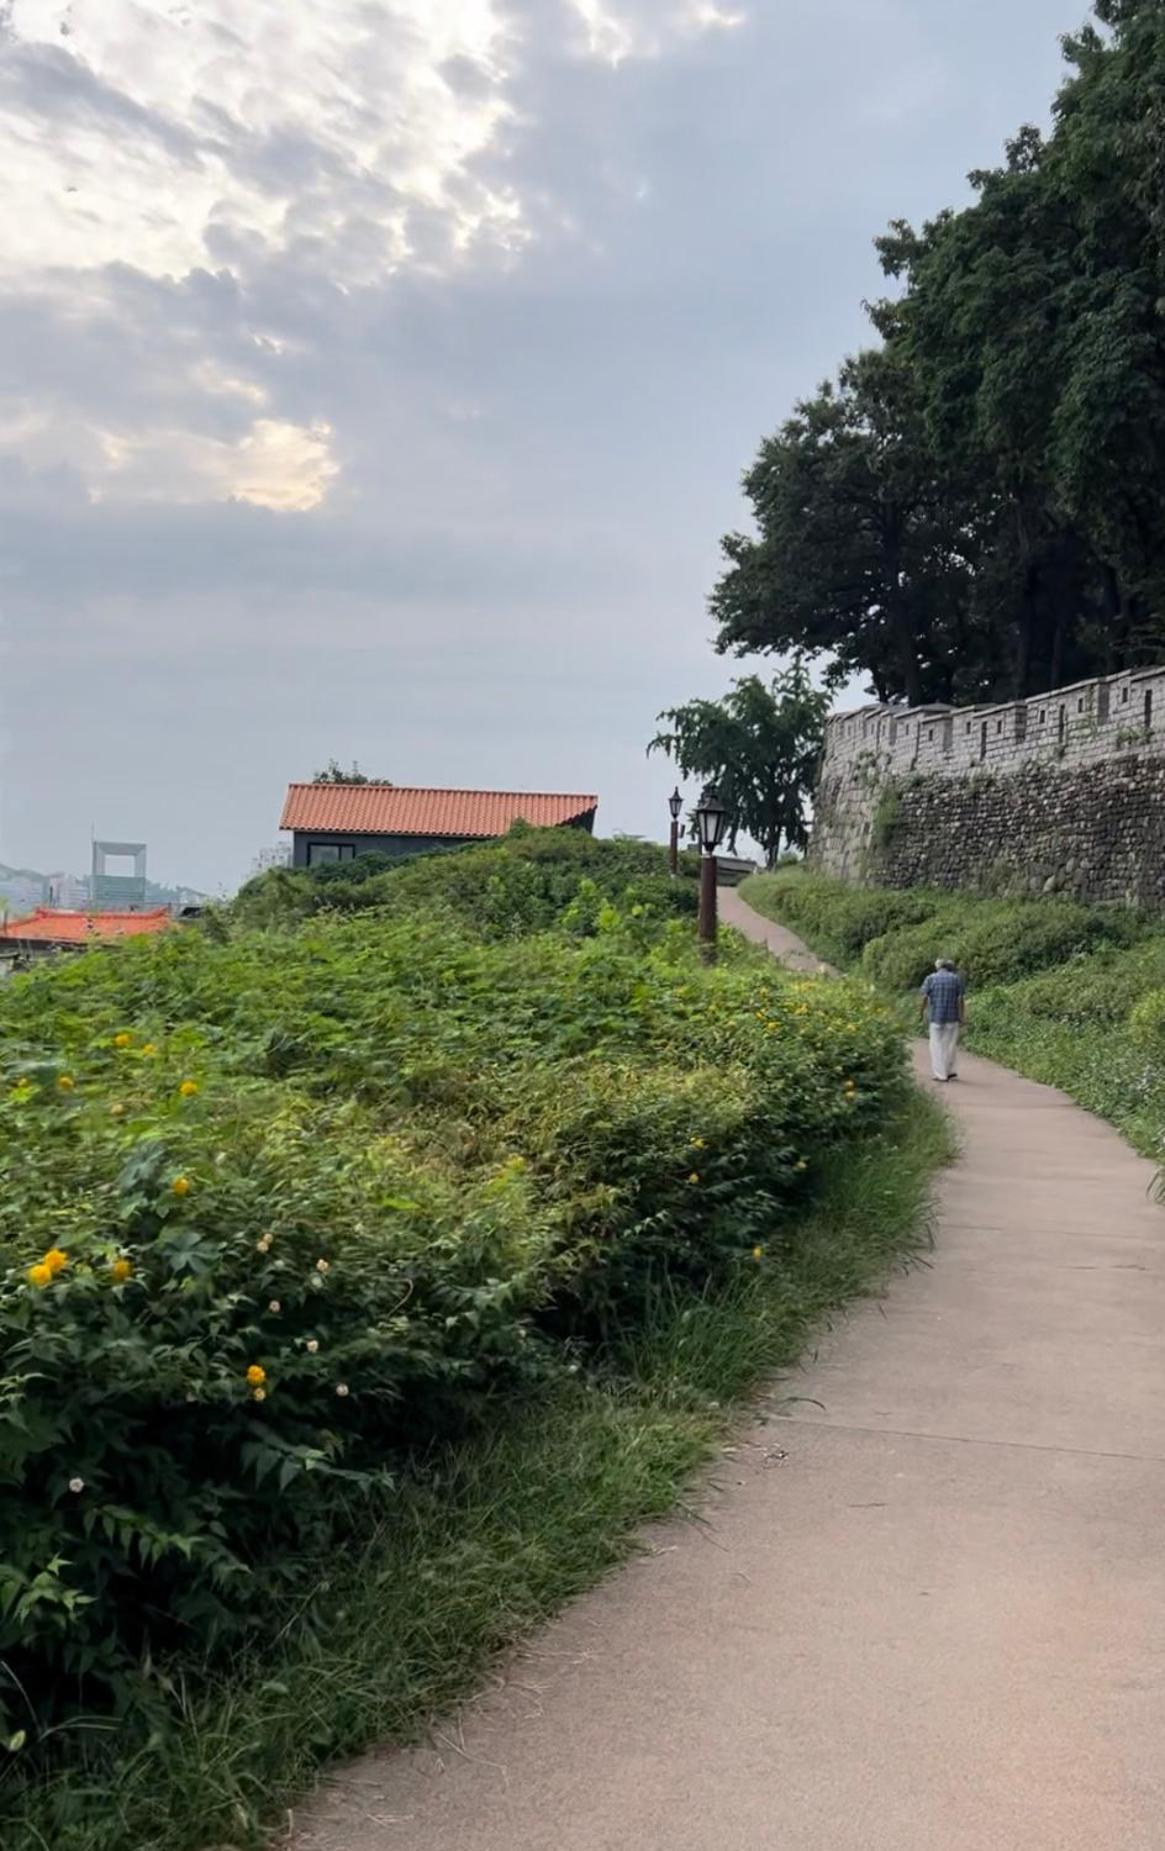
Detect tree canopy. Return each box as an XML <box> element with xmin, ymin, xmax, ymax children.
<box><xmin>648</xmin><ymin>662</ymin><xmax>827</xmax><ymax>867</ymax></box>
<box><xmin>311</xmin><ymin>760</ymin><xmax>392</xmax><ymax>785</ymax></box>
<box><xmin>713</xmin><ymin>0</ymin><xmax>1165</xmax><ymax>703</ymax></box>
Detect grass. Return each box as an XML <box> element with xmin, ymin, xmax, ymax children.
<box><xmin>742</xmin><ymin>868</ymin><xmax>1165</xmax><ymax>1165</ymax></box>
<box><xmin>1</xmin><ymin>1095</ymin><xmax>951</xmax><ymax>1851</ymax></box>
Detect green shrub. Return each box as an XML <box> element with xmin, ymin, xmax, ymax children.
<box><xmin>0</xmin><ymin>867</ymin><xmax>901</xmax><ymax>1745</ymax></box>
<box><xmin>742</xmin><ymin>866</ymin><xmax>1165</xmax><ymax>1164</ymax></box>
<box><xmin>860</xmin><ymin>897</ymin><xmax>1138</xmax><ymax>994</ymax></box>
<box><xmin>231</xmin><ymin>829</ymin><xmax>699</xmax><ymax>936</ymax></box>
<box><xmin>743</xmin><ymin>870</ymin><xmax>947</xmax><ymax>965</ymax></box>
<box><xmin>1128</xmin><ymin>987</ymin><xmax>1165</xmax><ymax>1049</ymax></box>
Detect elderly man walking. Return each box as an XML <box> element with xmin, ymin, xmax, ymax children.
<box><xmin>921</xmin><ymin>958</ymin><xmax>966</xmax><ymax>1082</ymax></box>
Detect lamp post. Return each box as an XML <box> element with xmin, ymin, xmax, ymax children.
<box><xmin>695</xmin><ymin>788</ymin><xmax>728</xmax><ymax>963</ymax></box>
<box><xmin>668</xmin><ymin>787</ymin><xmax>683</xmax><ymax>877</ymax></box>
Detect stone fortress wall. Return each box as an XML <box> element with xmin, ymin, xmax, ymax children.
<box><xmin>812</xmin><ymin>664</ymin><xmax>1165</xmax><ymax>908</ymax></box>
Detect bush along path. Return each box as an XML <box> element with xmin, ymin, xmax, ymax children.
<box><xmin>1</xmin><ymin>833</ymin><xmax>941</xmax><ymax>1851</ymax></box>
<box><xmin>288</xmin><ymin>888</ymin><xmax>1165</xmax><ymax>1851</ymax></box>
<box><xmin>740</xmin><ymin>867</ymin><xmax>1165</xmax><ymax>1161</ymax></box>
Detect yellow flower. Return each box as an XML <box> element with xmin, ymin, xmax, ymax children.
<box><xmin>178</xmin><ymin>1079</ymin><xmax>199</xmax><ymax>1098</ymax></box>
<box><xmin>113</xmin><ymin>1033</ymin><xmax>132</xmax><ymax>1049</ymax></box>
<box><xmin>171</xmin><ymin>1175</ymin><xmax>191</xmax><ymax>1197</ymax></box>
<box><xmin>687</xmin><ymin>1172</ymin><xmax>701</xmax><ymax>1185</ymax></box>
<box><xmin>110</xmin><ymin>1102</ymin><xmax>126</xmax><ymax>1118</ymax></box>
<box><xmin>56</xmin><ymin>1075</ymin><xmax>75</xmax><ymax>1093</ymax></box>
<box><xmin>690</xmin><ymin>1137</ymin><xmax>706</xmax><ymax>1150</ymax></box>
<box><xmin>752</xmin><ymin>1245</ymin><xmax>765</xmax><ymax>1261</ymax></box>
<box><xmin>245</xmin><ymin>1364</ymin><xmax>266</xmax><ymax>1387</ymax></box>
<box><xmin>141</xmin><ymin>1043</ymin><xmax>158</xmax><ymax>1058</ymax></box>
<box><xmin>27</xmin><ymin>1263</ymin><xmax>52</xmax><ymax>1289</ymax></box>
<box><xmin>43</xmin><ymin>1248</ymin><xmax>68</xmax><ymax>1277</ymax></box>
<box><xmin>110</xmin><ymin>1258</ymin><xmax>133</xmax><ymax>1284</ymax></box>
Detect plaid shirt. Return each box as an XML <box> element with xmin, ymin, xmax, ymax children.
<box><xmin>921</xmin><ymin>969</ymin><xmax>965</xmax><ymax>1025</ymax></box>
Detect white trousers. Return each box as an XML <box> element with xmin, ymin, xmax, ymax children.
<box><xmin>929</xmin><ymin>1021</ymin><xmax>961</xmax><ymax>1081</ymax></box>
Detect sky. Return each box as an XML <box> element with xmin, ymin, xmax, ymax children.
<box><xmin>0</xmin><ymin>0</ymin><xmax>1082</xmax><ymax>893</ymax></box>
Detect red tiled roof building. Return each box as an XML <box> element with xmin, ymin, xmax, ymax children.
<box><xmin>280</xmin><ymin>783</ymin><xmax>598</xmax><ymax>870</ymax></box>
<box><xmin>0</xmin><ymin>908</ymin><xmax>173</xmax><ymax>949</ymax></box>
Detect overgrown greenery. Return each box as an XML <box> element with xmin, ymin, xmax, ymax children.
<box><xmin>743</xmin><ymin>867</ymin><xmax>1165</xmax><ymax>1158</ymax></box>
<box><xmin>714</xmin><ymin>1</ymin><xmax>1165</xmax><ymax>703</ymax></box>
<box><xmin>648</xmin><ymin>661</ymin><xmax>828</xmax><ymax>866</ymax></box>
<box><xmin>229</xmin><ymin>823</ymin><xmax>698</xmax><ymax>932</ymax></box>
<box><xmin>0</xmin><ymin>830</ymin><xmax>940</xmax><ymax>1850</ymax></box>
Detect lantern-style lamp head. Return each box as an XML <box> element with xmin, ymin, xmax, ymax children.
<box><xmin>668</xmin><ymin>787</ymin><xmax>683</xmax><ymax>822</ymax></box>
<box><xmin>695</xmin><ymin>789</ymin><xmax>728</xmax><ymax>855</ymax></box>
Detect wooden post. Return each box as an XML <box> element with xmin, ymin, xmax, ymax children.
<box><xmin>698</xmin><ymin>853</ymin><xmax>718</xmax><ymax>963</ymax></box>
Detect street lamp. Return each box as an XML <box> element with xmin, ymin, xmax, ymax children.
<box><xmin>668</xmin><ymin>787</ymin><xmax>683</xmax><ymax>877</ymax></box>
<box><xmin>695</xmin><ymin>788</ymin><xmax>728</xmax><ymax>962</ymax></box>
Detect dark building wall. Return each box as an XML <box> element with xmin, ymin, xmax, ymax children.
<box><xmin>290</xmin><ymin>813</ymin><xmax>597</xmax><ymax>871</ymax></box>
<box><xmin>291</xmin><ymin>832</ymin><xmax>470</xmax><ymax>869</ymax></box>
<box><xmin>811</xmin><ymin>757</ymin><xmax>1165</xmax><ymax>908</ymax></box>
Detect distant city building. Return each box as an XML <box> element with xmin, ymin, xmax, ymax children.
<box><xmin>44</xmin><ymin>871</ymin><xmax>90</xmax><ymax>909</ymax></box>
<box><xmin>251</xmin><ymin>845</ymin><xmax>292</xmax><ymax>877</ymax></box>
<box><xmin>0</xmin><ymin>872</ymin><xmax>45</xmax><ymax>915</ymax></box>
<box><xmin>92</xmin><ymin>841</ymin><xmax>147</xmax><ymax>911</ymax></box>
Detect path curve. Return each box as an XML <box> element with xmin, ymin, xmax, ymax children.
<box><xmin>293</xmin><ymin>894</ymin><xmax>1165</xmax><ymax>1851</ymax></box>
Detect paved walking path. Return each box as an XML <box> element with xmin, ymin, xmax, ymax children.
<box><xmin>293</xmin><ymin>895</ymin><xmax>1165</xmax><ymax>1851</ymax></box>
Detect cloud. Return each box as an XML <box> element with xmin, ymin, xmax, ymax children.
<box><xmin>93</xmin><ymin>417</ymin><xmax>338</xmax><ymax>512</ymax></box>
<box><xmin>568</xmin><ymin>0</ymin><xmax>744</xmax><ymax>64</ymax></box>
<box><xmin>3</xmin><ymin>0</ymin><xmax>522</xmax><ymax>284</ymax></box>
<box><xmin>0</xmin><ymin>0</ymin><xmax>1079</xmax><ymax>889</ymax></box>
<box><xmin>0</xmin><ymin>0</ymin><xmax>743</xmax><ymax>516</ymax></box>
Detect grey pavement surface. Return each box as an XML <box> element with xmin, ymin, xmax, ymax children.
<box><xmin>719</xmin><ymin>884</ymin><xmax>838</xmax><ymax>973</ymax></box>
<box><xmin>290</xmin><ymin>895</ymin><xmax>1165</xmax><ymax>1851</ymax></box>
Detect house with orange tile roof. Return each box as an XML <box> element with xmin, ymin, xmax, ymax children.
<box><xmin>0</xmin><ymin>907</ymin><xmax>175</xmax><ymax>974</ymax></box>
<box><xmin>279</xmin><ymin>783</ymin><xmax>599</xmax><ymax>870</ymax></box>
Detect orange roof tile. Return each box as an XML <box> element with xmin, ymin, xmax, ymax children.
<box><xmin>0</xmin><ymin>908</ymin><xmax>173</xmax><ymax>945</ymax></box>
<box><xmin>280</xmin><ymin>784</ymin><xmax>599</xmax><ymax>840</ymax></box>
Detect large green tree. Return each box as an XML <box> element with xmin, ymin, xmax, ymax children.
<box><xmin>714</xmin><ymin>0</ymin><xmax>1165</xmax><ymax>703</ymax></box>
<box><xmin>648</xmin><ymin>663</ymin><xmax>827</xmax><ymax>866</ymax></box>
<box><xmin>711</xmin><ymin>350</ymin><xmax>1000</xmax><ymax>705</ymax></box>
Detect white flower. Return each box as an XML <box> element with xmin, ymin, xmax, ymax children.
<box><xmin>315</xmin><ymin>1258</ymin><xmax>330</xmax><ymax>1275</ymax></box>
<box><xmin>335</xmin><ymin>1383</ymin><xmax>350</xmax><ymax>1398</ymax></box>
<box><xmin>306</xmin><ymin>1339</ymin><xmax>319</xmax><ymax>1354</ymax></box>
<box><xmin>256</xmin><ymin>1235</ymin><xmax>272</xmax><ymax>1254</ymax></box>
<box><xmin>310</xmin><ymin>1274</ymin><xmax>324</xmax><ymax>1291</ymax></box>
<box><xmin>185</xmin><ymin>1392</ymin><xmax>196</xmax><ymax>1403</ymax></box>
<box><xmin>68</xmin><ymin>1477</ymin><xmax>84</xmax><ymax>1494</ymax></box>
<box><xmin>268</xmin><ymin>1300</ymin><xmax>282</xmax><ymax>1314</ymax></box>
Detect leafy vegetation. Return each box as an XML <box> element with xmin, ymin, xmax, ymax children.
<box><xmin>714</xmin><ymin>2</ymin><xmax>1165</xmax><ymax>702</ymax></box>
<box><xmin>0</xmin><ymin>831</ymin><xmax>934</xmax><ymax>1849</ymax></box>
<box><xmin>743</xmin><ymin>867</ymin><xmax>1165</xmax><ymax>1158</ymax></box>
<box><xmin>648</xmin><ymin>661</ymin><xmax>827</xmax><ymax>865</ymax></box>
<box><xmin>310</xmin><ymin>760</ymin><xmax>391</xmax><ymax>784</ymax></box>
<box><xmin>230</xmin><ymin>824</ymin><xmax>698</xmax><ymax>932</ymax></box>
